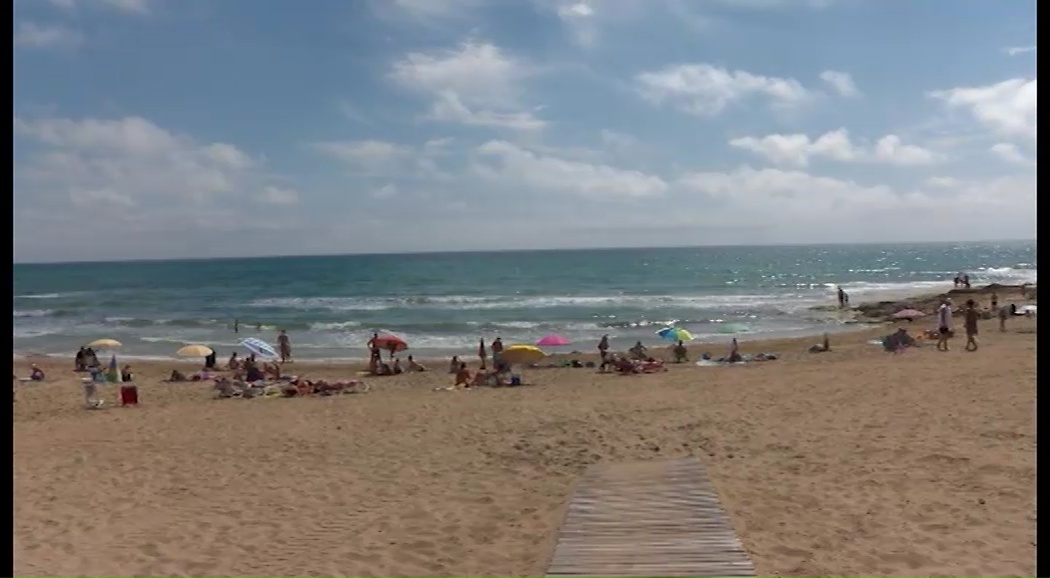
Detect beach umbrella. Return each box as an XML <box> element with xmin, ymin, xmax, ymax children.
<box><xmin>241</xmin><ymin>337</ymin><xmax>278</xmax><ymax>359</ymax></box>
<box><xmin>892</xmin><ymin>309</ymin><xmax>926</xmax><ymax>320</ymax></box>
<box><xmin>373</xmin><ymin>332</ymin><xmax>409</xmax><ymax>352</ymax></box>
<box><xmin>106</xmin><ymin>354</ymin><xmax>120</xmax><ymax>383</ymax></box>
<box><xmin>500</xmin><ymin>344</ymin><xmax>546</xmax><ymax>365</ymax></box>
<box><xmin>536</xmin><ymin>334</ymin><xmax>571</xmax><ymax>347</ymax></box>
<box><xmin>657</xmin><ymin>327</ymin><xmax>694</xmax><ymax>342</ymax></box>
<box><xmin>86</xmin><ymin>338</ymin><xmax>122</xmax><ymax>349</ymax></box>
<box><xmin>176</xmin><ymin>344</ymin><xmax>214</xmax><ymax>357</ymax></box>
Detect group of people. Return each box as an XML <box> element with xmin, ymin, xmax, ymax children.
<box><xmin>74</xmin><ymin>347</ymin><xmax>102</xmax><ymax>371</ymax></box>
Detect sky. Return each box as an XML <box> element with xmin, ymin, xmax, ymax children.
<box><xmin>13</xmin><ymin>0</ymin><xmax>1037</xmax><ymax>263</ymax></box>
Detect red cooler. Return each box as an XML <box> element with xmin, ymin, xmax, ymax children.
<box><xmin>120</xmin><ymin>384</ymin><xmax>139</xmax><ymax>406</ymax></box>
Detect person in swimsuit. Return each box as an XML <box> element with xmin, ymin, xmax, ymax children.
<box><xmin>964</xmin><ymin>299</ymin><xmax>980</xmax><ymax>352</ymax></box>
<box><xmin>936</xmin><ymin>299</ymin><xmax>953</xmax><ymax>352</ymax></box>
<box><xmin>277</xmin><ymin>330</ymin><xmax>292</xmax><ymax>363</ymax></box>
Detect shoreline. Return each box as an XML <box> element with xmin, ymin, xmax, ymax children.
<box><xmin>14</xmin><ymin>283</ymin><xmax>1034</xmax><ymax>368</ymax></box>
<box><xmin>14</xmin><ymin>283</ymin><xmax>1037</xmax><ymax>576</ymax></box>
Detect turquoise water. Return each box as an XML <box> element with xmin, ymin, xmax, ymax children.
<box><xmin>13</xmin><ymin>242</ymin><xmax>1037</xmax><ymax>360</ymax></box>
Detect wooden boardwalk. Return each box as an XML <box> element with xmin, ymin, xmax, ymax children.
<box><xmin>545</xmin><ymin>458</ymin><xmax>756</xmax><ymax>578</ymax></box>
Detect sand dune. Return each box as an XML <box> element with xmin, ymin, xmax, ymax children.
<box><xmin>14</xmin><ymin>312</ymin><xmax>1036</xmax><ymax>577</ymax></box>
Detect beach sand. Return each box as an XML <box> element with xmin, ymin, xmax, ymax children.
<box><xmin>14</xmin><ymin>293</ymin><xmax>1037</xmax><ymax>577</ymax></box>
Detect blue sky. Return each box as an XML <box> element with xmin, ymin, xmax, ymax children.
<box><xmin>14</xmin><ymin>0</ymin><xmax>1036</xmax><ymax>262</ymax></box>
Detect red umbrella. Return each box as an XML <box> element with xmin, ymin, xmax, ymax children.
<box><xmin>373</xmin><ymin>333</ymin><xmax>408</xmax><ymax>353</ymax></box>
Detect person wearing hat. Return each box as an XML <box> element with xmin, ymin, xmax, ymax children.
<box><xmin>936</xmin><ymin>298</ymin><xmax>953</xmax><ymax>351</ymax></box>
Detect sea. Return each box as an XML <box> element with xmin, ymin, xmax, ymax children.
<box><xmin>13</xmin><ymin>242</ymin><xmax>1037</xmax><ymax>362</ymax></box>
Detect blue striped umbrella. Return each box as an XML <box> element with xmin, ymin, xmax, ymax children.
<box><xmin>241</xmin><ymin>337</ymin><xmax>278</xmax><ymax>359</ymax></box>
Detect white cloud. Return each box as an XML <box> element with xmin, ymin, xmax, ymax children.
<box><xmin>15</xmin><ymin>115</ymin><xmax>270</xmax><ymax>211</ymax></box>
<box><xmin>259</xmin><ymin>186</ymin><xmax>300</xmax><ymax>205</ymax></box>
<box><xmin>674</xmin><ymin>166</ymin><xmax>1034</xmax><ymax>239</ymax></box>
<box><xmin>426</xmin><ymin>91</ymin><xmax>546</xmax><ymax>131</ymax></box>
<box><xmin>729</xmin><ymin>129</ymin><xmax>939</xmax><ymax>166</ymax></box>
<box><xmin>554</xmin><ymin>0</ymin><xmax>598</xmax><ymax>47</ymax></box>
<box><xmin>311</xmin><ymin>140</ymin><xmax>412</xmax><ymax>167</ymax></box>
<box><xmin>472</xmin><ymin>140</ymin><xmax>668</xmax><ymax>198</ymax></box>
<box><xmin>928</xmin><ymin>78</ymin><xmax>1037</xmax><ymax>139</ymax></box>
<box><xmin>47</xmin><ymin>0</ymin><xmax>151</xmax><ymax>14</ymax></box>
<box><xmin>1003</xmin><ymin>46</ymin><xmax>1036</xmax><ymax>56</ymax></box>
<box><xmin>14</xmin><ymin>22</ymin><xmax>84</xmax><ymax>49</ymax></box>
<box><xmin>819</xmin><ymin>70</ymin><xmax>861</xmax><ymax>97</ymax></box>
<box><xmin>989</xmin><ymin>142</ymin><xmax>1029</xmax><ymax>165</ymax></box>
<box><xmin>635</xmin><ymin>63</ymin><xmax>816</xmax><ymax>116</ymax></box>
<box><xmin>389</xmin><ymin>41</ymin><xmax>544</xmax><ymax>130</ymax></box>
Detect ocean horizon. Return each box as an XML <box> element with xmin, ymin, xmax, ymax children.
<box><xmin>14</xmin><ymin>241</ymin><xmax>1037</xmax><ymax>362</ymax></box>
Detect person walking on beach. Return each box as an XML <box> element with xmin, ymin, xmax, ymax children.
<box><xmin>998</xmin><ymin>304</ymin><xmax>1010</xmax><ymax>332</ymax></box>
<box><xmin>964</xmin><ymin>299</ymin><xmax>980</xmax><ymax>352</ymax></box>
<box><xmin>936</xmin><ymin>299</ymin><xmax>953</xmax><ymax>352</ymax></box>
<box><xmin>836</xmin><ymin>286</ymin><xmax>849</xmax><ymax>309</ymax></box>
<box><xmin>598</xmin><ymin>334</ymin><xmax>610</xmax><ymax>370</ymax></box>
<box><xmin>277</xmin><ymin>330</ymin><xmax>292</xmax><ymax>363</ymax></box>
<box><xmin>478</xmin><ymin>338</ymin><xmax>488</xmax><ymax>370</ymax></box>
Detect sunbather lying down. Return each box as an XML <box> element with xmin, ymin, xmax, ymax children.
<box><xmin>610</xmin><ymin>355</ymin><xmax>666</xmax><ymax>374</ymax></box>
<box><xmin>214</xmin><ymin>377</ymin><xmax>369</xmax><ymax>398</ymax></box>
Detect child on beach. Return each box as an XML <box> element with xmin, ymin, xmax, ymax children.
<box><xmin>455</xmin><ymin>363</ymin><xmax>471</xmax><ymax>387</ymax></box>
<box><xmin>936</xmin><ymin>299</ymin><xmax>953</xmax><ymax>352</ymax></box>
<box><xmin>964</xmin><ymin>300</ymin><xmax>980</xmax><ymax>352</ymax></box>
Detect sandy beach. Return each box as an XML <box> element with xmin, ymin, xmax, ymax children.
<box><xmin>14</xmin><ymin>288</ymin><xmax>1037</xmax><ymax>577</ymax></box>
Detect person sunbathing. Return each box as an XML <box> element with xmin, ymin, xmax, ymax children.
<box><xmin>227</xmin><ymin>352</ymin><xmax>241</xmax><ymax>371</ymax></box>
<box><xmin>470</xmin><ymin>370</ymin><xmax>491</xmax><ymax>388</ymax></box>
<box><xmin>263</xmin><ymin>361</ymin><xmax>281</xmax><ymax>380</ymax></box>
<box><xmin>454</xmin><ymin>363</ymin><xmax>471</xmax><ymax>387</ymax></box>
<box><xmin>407</xmin><ymin>355</ymin><xmax>427</xmax><ymax>372</ymax></box>
<box><xmin>169</xmin><ymin>369</ymin><xmax>187</xmax><ymax>382</ymax></box>
<box><xmin>613</xmin><ymin>356</ymin><xmax>638</xmax><ymax>374</ymax></box>
<box><xmin>214</xmin><ymin>377</ymin><xmax>244</xmax><ymax>398</ymax></box>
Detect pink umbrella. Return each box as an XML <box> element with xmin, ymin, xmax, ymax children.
<box><xmin>892</xmin><ymin>309</ymin><xmax>926</xmax><ymax>320</ymax></box>
<box><xmin>536</xmin><ymin>334</ymin><xmax>571</xmax><ymax>347</ymax></box>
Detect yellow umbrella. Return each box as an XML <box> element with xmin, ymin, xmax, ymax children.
<box><xmin>176</xmin><ymin>344</ymin><xmax>214</xmax><ymax>357</ymax></box>
<box><xmin>500</xmin><ymin>344</ymin><xmax>546</xmax><ymax>365</ymax></box>
<box><xmin>86</xmin><ymin>338</ymin><xmax>122</xmax><ymax>349</ymax></box>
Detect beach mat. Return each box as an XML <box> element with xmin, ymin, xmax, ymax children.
<box><xmin>545</xmin><ymin>458</ymin><xmax>756</xmax><ymax>577</ymax></box>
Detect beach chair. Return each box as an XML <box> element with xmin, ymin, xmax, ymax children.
<box><xmin>545</xmin><ymin>458</ymin><xmax>756</xmax><ymax>577</ymax></box>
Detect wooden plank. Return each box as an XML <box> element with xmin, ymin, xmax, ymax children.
<box><xmin>545</xmin><ymin>458</ymin><xmax>756</xmax><ymax>578</ymax></box>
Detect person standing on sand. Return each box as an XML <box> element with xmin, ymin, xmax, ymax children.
<box><xmin>478</xmin><ymin>338</ymin><xmax>488</xmax><ymax>370</ymax></box>
<box><xmin>991</xmin><ymin>292</ymin><xmax>999</xmax><ymax>311</ymax></box>
<box><xmin>936</xmin><ymin>299</ymin><xmax>953</xmax><ymax>352</ymax></box>
<box><xmin>964</xmin><ymin>299</ymin><xmax>980</xmax><ymax>352</ymax></box>
<box><xmin>277</xmin><ymin>330</ymin><xmax>292</xmax><ymax>363</ymax></box>
<box><xmin>998</xmin><ymin>304</ymin><xmax>1010</xmax><ymax>332</ymax></box>
<box><xmin>598</xmin><ymin>334</ymin><xmax>610</xmax><ymax>370</ymax></box>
